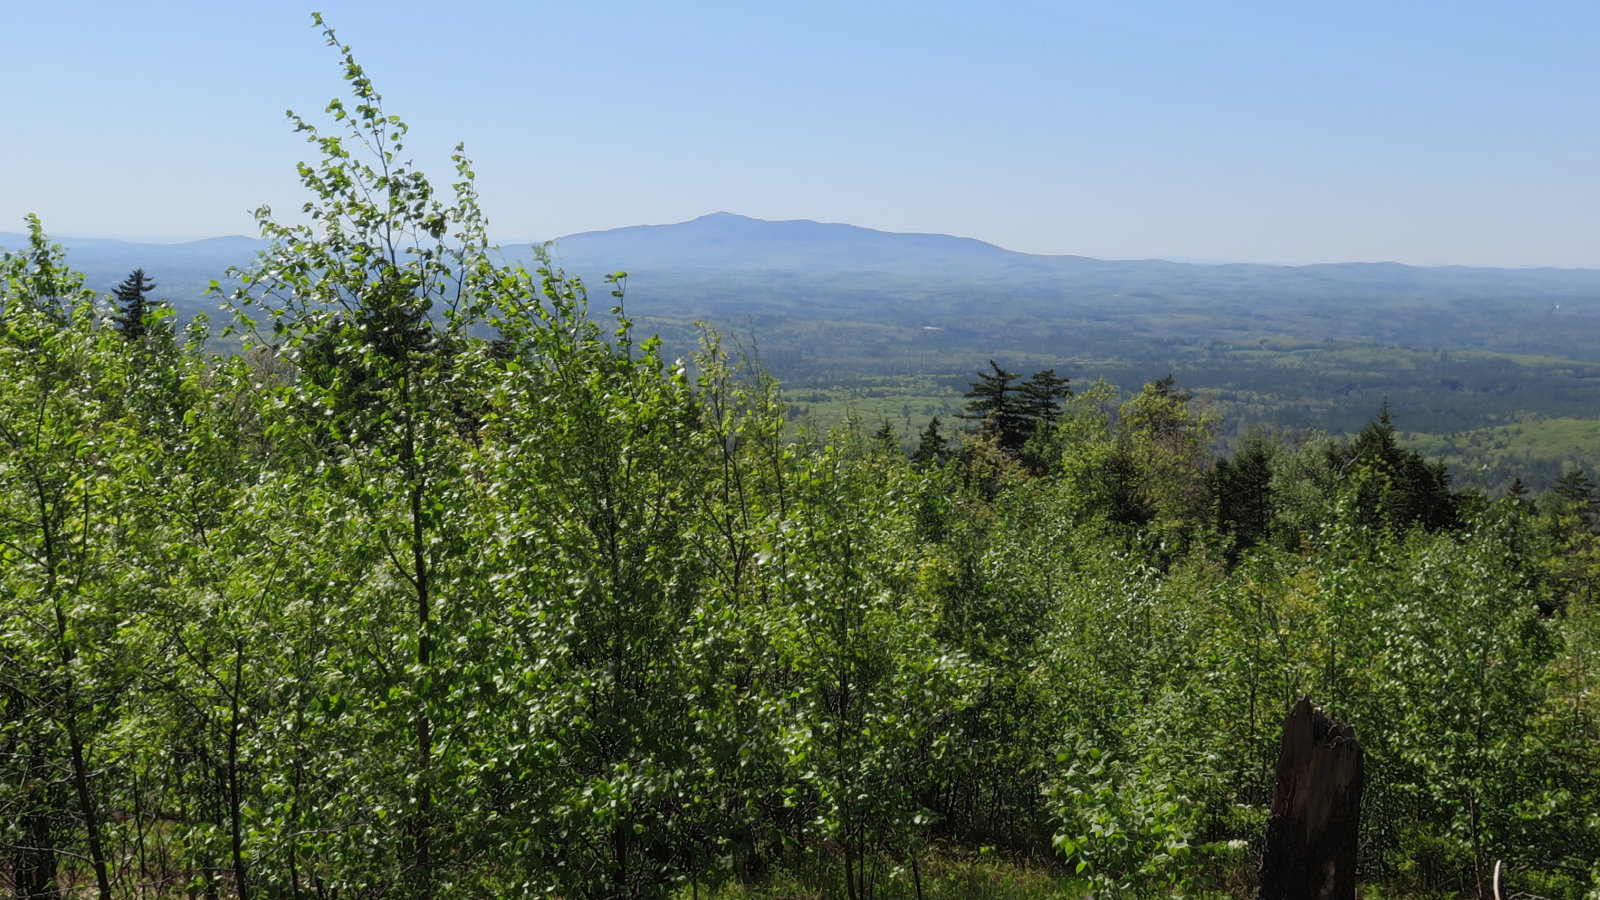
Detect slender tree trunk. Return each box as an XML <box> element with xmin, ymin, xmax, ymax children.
<box><xmin>1472</xmin><ymin>645</ymin><xmax>1491</xmax><ymax>900</ymax></box>
<box><xmin>1469</xmin><ymin>792</ymin><xmax>1486</xmax><ymax>900</ymax></box>
<box><xmin>54</xmin><ymin>602</ymin><xmax>112</xmax><ymax>900</ymax></box>
<box><xmin>412</xmin><ymin>476</ymin><xmax>433</xmax><ymax>897</ymax></box>
<box><xmin>134</xmin><ymin>768</ymin><xmax>149</xmax><ymax>891</ymax></box>
<box><xmin>227</xmin><ymin>640</ymin><xmax>251</xmax><ymax>900</ymax></box>
<box><xmin>63</xmin><ymin>715</ymin><xmax>111</xmax><ymax>900</ymax></box>
<box><xmin>843</xmin><ymin>835</ymin><xmax>858</xmax><ymax>900</ymax></box>
<box><xmin>19</xmin><ymin>455</ymin><xmax>107</xmax><ymax>900</ymax></box>
<box><xmin>288</xmin><ymin>656</ymin><xmax>310</xmax><ymax>900</ymax></box>
<box><xmin>402</xmin><ymin>370</ymin><xmax>434</xmax><ymax>900</ymax></box>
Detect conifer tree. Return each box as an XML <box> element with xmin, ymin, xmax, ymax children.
<box><xmin>1333</xmin><ymin>404</ymin><xmax>1458</xmax><ymax>532</ymax></box>
<box><xmin>1211</xmin><ymin>431</ymin><xmax>1278</xmax><ymax>560</ymax></box>
<box><xmin>873</xmin><ymin>419</ymin><xmax>898</xmax><ymax>453</ymax></box>
<box><xmin>1019</xmin><ymin>368</ymin><xmax>1071</xmax><ymax>426</ymax></box>
<box><xmin>112</xmin><ymin>268</ymin><xmax>156</xmax><ymax>342</ymax></box>
<box><xmin>961</xmin><ymin>360</ymin><xmax>1026</xmax><ymax>450</ymax></box>
<box><xmin>1549</xmin><ymin>468</ymin><xmax>1600</xmax><ymax>531</ymax></box>
<box><xmin>911</xmin><ymin>416</ymin><xmax>949</xmax><ymax>467</ymax></box>
<box><xmin>962</xmin><ymin>361</ymin><xmax>1072</xmax><ymax>454</ymax></box>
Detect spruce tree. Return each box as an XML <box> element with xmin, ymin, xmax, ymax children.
<box><xmin>1019</xmin><ymin>368</ymin><xmax>1071</xmax><ymax>426</ymax></box>
<box><xmin>1332</xmin><ymin>404</ymin><xmax>1458</xmax><ymax>532</ymax></box>
<box><xmin>873</xmin><ymin>420</ymin><xmax>898</xmax><ymax>454</ymax></box>
<box><xmin>1549</xmin><ymin>468</ymin><xmax>1600</xmax><ymax>532</ymax></box>
<box><xmin>1211</xmin><ymin>432</ymin><xmax>1278</xmax><ymax>560</ymax></box>
<box><xmin>962</xmin><ymin>363</ymin><xmax>1078</xmax><ymax>455</ymax></box>
<box><xmin>112</xmin><ymin>268</ymin><xmax>156</xmax><ymax>342</ymax></box>
<box><xmin>911</xmin><ymin>416</ymin><xmax>948</xmax><ymax>467</ymax></box>
<box><xmin>961</xmin><ymin>360</ymin><xmax>1029</xmax><ymax>451</ymax></box>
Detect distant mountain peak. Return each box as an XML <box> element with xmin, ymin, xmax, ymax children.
<box><xmin>539</xmin><ymin>212</ymin><xmax>1079</xmax><ymax>278</ymax></box>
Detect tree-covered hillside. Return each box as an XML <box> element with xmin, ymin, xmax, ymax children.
<box><xmin>3</xmin><ymin>25</ymin><xmax>1598</xmax><ymax>900</ymax></box>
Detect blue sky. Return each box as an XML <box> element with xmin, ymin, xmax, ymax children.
<box><xmin>4</xmin><ymin>1</ymin><xmax>1598</xmax><ymax>266</ymax></box>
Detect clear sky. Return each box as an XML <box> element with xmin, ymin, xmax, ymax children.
<box><xmin>4</xmin><ymin>1</ymin><xmax>1598</xmax><ymax>266</ymax></box>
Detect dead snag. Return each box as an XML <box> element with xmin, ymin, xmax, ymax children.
<box><xmin>1259</xmin><ymin>696</ymin><xmax>1364</xmax><ymax>900</ymax></box>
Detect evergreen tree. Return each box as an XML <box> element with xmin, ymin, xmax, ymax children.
<box><xmin>1211</xmin><ymin>431</ymin><xmax>1279</xmax><ymax>561</ymax></box>
<box><xmin>1537</xmin><ymin>468</ymin><xmax>1600</xmax><ymax>611</ymax></box>
<box><xmin>1549</xmin><ymin>467</ymin><xmax>1600</xmax><ymax>532</ymax></box>
<box><xmin>961</xmin><ymin>360</ymin><xmax>1028</xmax><ymax>451</ymax></box>
<box><xmin>912</xmin><ymin>416</ymin><xmax>949</xmax><ymax>468</ymax></box>
<box><xmin>873</xmin><ymin>419</ymin><xmax>898</xmax><ymax>454</ymax></box>
<box><xmin>962</xmin><ymin>362</ymin><xmax>1073</xmax><ymax>455</ymax></box>
<box><xmin>1019</xmin><ymin>368</ymin><xmax>1071</xmax><ymax>426</ymax></box>
<box><xmin>1333</xmin><ymin>404</ymin><xmax>1458</xmax><ymax>532</ymax></box>
<box><xmin>112</xmin><ymin>268</ymin><xmax>156</xmax><ymax>342</ymax></box>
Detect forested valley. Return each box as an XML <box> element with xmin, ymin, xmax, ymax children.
<box><xmin>4</xmin><ymin>27</ymin><xmax>1600</xmax><ymax>900</ymax></box>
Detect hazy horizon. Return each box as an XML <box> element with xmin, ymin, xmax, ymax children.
<box><xmin>5</xmin><ymin>2</ymin><xmax>1599</xmax><ymax>268</ymax></box>
<box><xmin>14</xmin><ymin>210</ymin><xmax>1600</xmax><ymax>272</ymax></box>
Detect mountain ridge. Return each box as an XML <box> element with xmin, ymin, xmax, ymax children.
<box><xmin>538</xmin><ymin>211</ymin><xmax>1598</xmax><ymax>272</ymax></box>
<box><xmin>6</xmin><ymin>215</ymin><xmax>1600</xmax><ymax>324</ymax></box>
<box><xmin>7</xmin><ymin>214</ymin><xmax>1598</xmax><ymax>280</ymax></box>
<box><xmin>519</xmin><ymin>214</ymin><xmax>1600</xmax><ymax>315</ymax></box>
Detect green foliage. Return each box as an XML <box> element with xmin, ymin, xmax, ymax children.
<box><xmin>1117</xmin><ymin>374</ymin><xmax>1219</xmax><ymax>544</ymax></box>
<box><xmin>1332</xmin><ymin>405</ymin><xmax>1459</xmax><ymax>532</ymax></box>
<box><xmin>768</xmin><ymin>439</ymin><xmax>976</xmax><ymax>900</ymax></box>
<box><xmin>0</xmin><ymin>214</ymin><xmax>95</xmax><ymax>323</ymax></box>
<box><xmin>1365</xmin><ymin>517</ymin><xmax>1557</xmax><ymax>889</ymax></box>
<box><xmin>911</xmin><ymin>415</ymin><xmax>950</xmax><ymax>469</ymax></box>
<box><xmin>1047</xmin><ymin>745</ymin><xmax>1197</xmax><ymax>898</ymax></box>
<box><xmin>5</xmin><ymin>21</ymin><xmax>1600</xmax><ymax>900</ymax></box>
<box><xmin>0</xmin><ymin>219</ymin><xmax>151</xmax><ymax>900</ymax></box>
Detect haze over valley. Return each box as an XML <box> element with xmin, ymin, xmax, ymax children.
<box><xmin>9</xmin><ymin>212</ymin><xmax>1600</xmax><ymax>491</ymax></box>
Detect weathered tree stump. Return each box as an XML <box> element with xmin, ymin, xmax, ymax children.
<box><xmin>1258</xmin><ymin>696</ymin><xmax>1364</xmax><ymax>900</ymax></box>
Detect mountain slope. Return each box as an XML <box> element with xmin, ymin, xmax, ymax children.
<box><xmin>0</xmin><ymin>232</ymin><xmax>269</xmax><ymax>309</ymax></box>
<box><xmin>10</xmin><ymin>215</ymin><xmax>1600</xmax><ymax>319</ymax></box>
<box><xmin>537</xmin><ymin>211</ymin><xmax>1077</xmax><ymax>275</ymax></box>
<box><xmin>534</xmin><ymin>212</ymin><xmax>1600</xmax><ymax>306</ymax></box>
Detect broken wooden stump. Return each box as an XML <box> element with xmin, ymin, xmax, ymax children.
<box><xmin>1258</xmin><ymin>696</ymin><xmax>1364</xmax><ymax>900</ymax></box>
